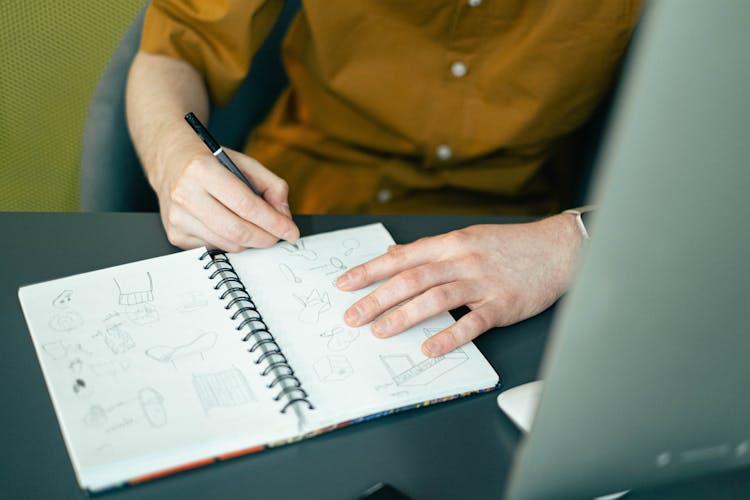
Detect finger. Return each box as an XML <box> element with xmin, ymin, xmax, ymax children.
<box><xmin>225</xmin><ymin>149</ymin><xmax>299</xmax><ymax>240</ymax></box>
<box><xmin>226</xmin><ymin>148</ymin><xmax>289</xmax><ymax>204</ymax></box>
<box><xmin>371</xmin><ymin>282</ymin><xmax>476</xmax><ymax>338</ymax></box>
<box><xmin>421</xmin><ymin>306</ymin><xmax>495</xmax><ymax>357</ymax></box>
<box><xmin>168</xmin><ymin>209</ymin><xmax>246</xmax><ymax>253</ymax></box>
<box><xmin>336</xmin><ymin>236</ymin><xmax>445</xmax><ymax>291</ymax></box>
<box><xmin>166</xmin><ymin>232</ymin><xmax>205</xmax><ymax>250</ymax></box>
<box><xmin>199</xmin><ymin>159</ymin><xmax>298</xmax><ymax>243</ymax></box>
<box><xmin>183</xmin><ymin>183</ymin><xmax>281</xmax><ymax>248</ymax></box>
<box><xmin>343</xmin><ymin>261</ymin><xmax>458</xmax><ymax>327</ymax></box>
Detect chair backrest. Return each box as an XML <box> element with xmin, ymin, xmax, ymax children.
<box><xmin>0</xmin><ymin>0</ymin><xmax>144</xmax><ymax>211</ymax></box>
<box><xmin>79</xmin><ymin>0</ymin><xmax>301</xmax><ymax>212</ymax></box>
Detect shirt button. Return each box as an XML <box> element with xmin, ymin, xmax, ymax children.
<box><xmin>468</xmin><ymin>0</ymin><xmax>482</xmax><ymax>6</ymax></box>
<box><xmin>450</xmin><ymin>61</ymin><xmax>467</xmax><ymax>78</ymax></box>
<box><xmin>376</xmin><ymin>189</ymin><xmax>393</xmax><ymax>203</ymax></box>
<box><xmin>435</xmin><ymin>145</ymin><xmax>452</xmax><ymax>161</ymax></box>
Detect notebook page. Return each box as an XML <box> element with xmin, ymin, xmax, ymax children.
<box><xmin>18</xmin><ymin>248</ymin><xmax>298</xmax><ymax>491</ymax></box>
<box><xmin>228</xmin><ymin>224</ymin><xmax>499</xmax><ymax>431</ymax></box>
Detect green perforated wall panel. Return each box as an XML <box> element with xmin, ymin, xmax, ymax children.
<box><xmin>0</xmin><ymin>1</ymin><xmax>145</xmax><ymax>211</ymax></box>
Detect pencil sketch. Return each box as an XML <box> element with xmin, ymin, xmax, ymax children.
<box><xmin>138</xmin><ymin>387</ymin><xmax>167</xmax><ymax>428</ymax></box>
<box><xmin>313</xmin><ymin>355</ymin><xmax>354</xmax><ymax>382</ymax></box>
<box><xmin>342</xmin><ymin>238</ymin><xmax>360</xmax><ymax>256</ymax></box>
<box><xmin>320</xmin><ymin>325</ymin><xmax>360</xmax><ymax>351</ymax></box>
<box><xmin>96</xmin><ymin>312</ymin><xmax>135</xmax><ymax>354</ymax></box>
<box><xmin>423</xmin><ymin>328</ymin><xmax>442</xmax><ymax>337</ymax></box>
<box><xmin>52</xmin><ymin>290</ymin><xmax>74</xmax><ymax>309</ymax></box>
<box><xmin>90</xmin><ymin>360</ymin><xmax>130</xmax><ymax>376</ymax></box>
<box><xmin>310</xmin><ymin>257</ymin><xmax>348</xmax><ymax>276</ymax></box>
<box><xmin>49</xmin><ymin>290</ymin><xmax>84</xmax><ymax>333</ymax></box>
<box><xmin>294</xmin><ymin>289</ymin><xmax>332</xmax><ymax>324</ymax></box>
<box><xmin>125</xmin><ymin>303</ymin><xmax>160</xmax><ymax>326</ymax></box>
<box><xmin>42</xmin><ymin>341</ymin><xmax>68</xmax><ymax>360</ymax></box>
<box><xmin>279</xmin><ymin>263</ymin><xmax>303</xmax><ymax>283</ymax></box>
<box><xmin>97</xmin><ymin>328</ymin><xmax>136</xmax><ymax>355</ymax></box>
<box><xmin>114</xmin><ymin>272</ymin><xmax>154</xmax><ymax>306</ymax></box>
<box><xmin>42</xmin><ymin>341</ymin><xmax>91</xmax><ymax>360</ymax></box>
<box><xmin>65</xmin><ymin>342</ymin><xmax>92</xmax><ymax>357</ymax></box>
<box><xmin>106</xmin><ymin>417</ymin><xmax>135</xmax><ymax>434</ymax></box>
<box><xmin>192</xmin><ymin>367</ymin><xmax>255</xmax><ymax>413</ymax></box>
<box><xmin>84</xmin><ymin>399</ymin><xmax>139</xmax><ymax>433</ymax></box>
<box><xmin>48</xmin><ymin>311</ymin><xmax>84</xmax><ymax>333</ymax></box>
<box><xmin>374</xmin><ymin>382</ymin><xmax>395</xmax><ymax>392</ymax></box>
<box><xmin>84</xmin><ymin>405</ymin><xmax>108</xmax><ymax>427</ymax></box>
<box><xmin>379</xmin><ymin>332</ymin><xmax>468</xmax><ymax>386</ymax></box>
<box><xmin>176</xmin><ymin>291</ymin><xmax>209</xmax><ymax>313</ymax></box>
<box><xmin>330</xmin><ymin>257</ymin><xmax>347</xmax><ymax>271</ymax></box>
<box><xmin>279</xmin><ymin>238</ymin><xmax>318</xmax><ymax>260</ymax></box>
<box><xmin>68</xmin><ymin>358</ymin><xmax>84</xmax><ymax>373</ymax></box>
<box><xmin>146</xmin><ymin>331</ymin><xmax>217</xmax><ymax>366</ymax></box>
<box><xmin>85</xmin><ymin>401</ymin><xmax>128</xmax><ymax>429</ymax></box>
<box><xmin>73</xmin><ymin>378</ymin><xmax>94</xmax><ymax>399</ymax></box>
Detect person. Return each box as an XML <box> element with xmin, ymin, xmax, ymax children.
<box><xmin>126</xmin><ymin>0</ymin><xmax>642</xmax><ymax>357</ymax></box>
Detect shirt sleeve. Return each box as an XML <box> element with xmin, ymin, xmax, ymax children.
<box><xmin>140</xmin><ymin>0</ymin><xmax>284</xmax><ymax>105</ymax></box>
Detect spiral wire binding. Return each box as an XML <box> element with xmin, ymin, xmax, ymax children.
<box><xmin>199</xmin><ymin>250</ymin><xmax>314</xmax><ymax>414</ymax></box>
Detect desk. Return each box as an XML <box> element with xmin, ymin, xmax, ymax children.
<box><xmin>1</xmin><ymin>213</ymin><xmax>747</xmax><ymax>499</ymax></box>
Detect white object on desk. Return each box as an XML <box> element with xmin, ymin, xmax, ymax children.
<box><xmin>496</xmin><ymin>380</ymin><xmax>545</xmax><ymax>433</ymax></box>
<box><xmin>497</xmin><ymin>381</ymin><xmax>629</xmax><ymax>500</ymax></box>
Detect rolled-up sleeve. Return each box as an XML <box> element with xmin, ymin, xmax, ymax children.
<box><xmin>140</xmin><ymin>0</ymin><xmax>283</xmax><ymax>105</ymax></box>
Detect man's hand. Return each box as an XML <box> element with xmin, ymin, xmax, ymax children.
<box><xmin>126</xmin><ymin>51</ymin><xmax>298</xmax><ymax>251</ymax></box>
<box><xmin>336</xmin><ymin>215</ymin><xmax>582</xmax><ymax>357</ymax></box>
<box><xmin>157</xmin><ymin>145</ymin><xmax>299</xmax><ymax>251</ymax></box>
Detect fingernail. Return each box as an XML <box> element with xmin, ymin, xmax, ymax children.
<box><xmin>336</xmin><ymin>273</ymin><xmax>351</xmax><ymax>289</ymax></box>
<box><xmin>422</xmin><ymin>340</ymin><xmax>441</xmax><ymax>358</ymax></box>
<box><xmin>281</xmin><ymin>228</ymin><xmax>298</xmax><ymax>243</ymax></box>
<box><xmin>280</xmin><ymin>203</ymin><xmax>292</xmax><ymax>217</ymax></box>
<box><xmin>344</xmin><ymin>305</ymin><xmax>360</xmax><ymax>325</ymax></box>
<box><xmin>372</xmin><ymin>317</ymin><xmax>390</xmax><ymax>337</ymax></box>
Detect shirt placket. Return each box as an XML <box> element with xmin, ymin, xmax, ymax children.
<box><xmin>426</xmin><ymin>0</ymin><xmax>484</xmax><ymax>170</ymax></box>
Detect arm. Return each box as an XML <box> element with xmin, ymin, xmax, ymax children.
<box><xmin>336</xmin><ymin>214</ymin><xmax>583</xmax><ymax>357</ymax></box>
<box><xmin>126</xmin><ymin>51</ymin><xmax>298</xmax><ymax>251</ymax></box>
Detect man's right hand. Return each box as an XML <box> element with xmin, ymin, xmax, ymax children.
<box><xmin>126</xmin><ymin>51</ymin><xmax>298</xmax><ymax>251</ymax></box>
<box><xmin>157</xmin><ymin>145</ymin><xmax>299</xmax><ymax>252</ymax></box>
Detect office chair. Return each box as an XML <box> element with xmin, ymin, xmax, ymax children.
<box><xmin>79</xmin><ymin>1</ymin><xmax>301</xmax><ymax>212</ymax></box>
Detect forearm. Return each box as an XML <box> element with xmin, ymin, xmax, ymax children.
<box><xmin>125</xmin><ymin>51</ymin><xmax>209</xmax><ymax>193</ymax></box>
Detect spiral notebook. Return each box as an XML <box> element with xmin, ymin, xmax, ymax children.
<box><xmin>18</xmin><ymin>223</ymin><xmax>499</xmax><ymax>492</ymax></box>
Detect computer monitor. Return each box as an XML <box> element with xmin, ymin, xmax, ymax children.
<box><xmin>504</xmin><ymin>1</ymin><xmax>750</xmax><ymax>498</ymax></box>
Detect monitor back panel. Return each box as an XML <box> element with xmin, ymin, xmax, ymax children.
<box><xmin>507</xmin><ymin>1</ymin><xmax>750</xmax><ymax>498</ymax></box>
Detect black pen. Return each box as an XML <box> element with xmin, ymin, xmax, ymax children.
<box><xmin>184</xmin><ymin>112</ymin><xmax>260</xmax><ymax>195</ymax></box>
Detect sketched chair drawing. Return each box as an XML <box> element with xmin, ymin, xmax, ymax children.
<box><xmin>80</xmin><ymin>1</ymin><xmax>301</xmax><ymax>211</ymax></box>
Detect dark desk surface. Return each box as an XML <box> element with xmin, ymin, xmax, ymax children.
<box><xmin>1</xmin><ymin>213</ymin><xmax>747</xmax><ymax>500</ymax></box>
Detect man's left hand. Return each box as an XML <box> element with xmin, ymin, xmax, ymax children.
<box><xmin>336</xmin><ymin>214</ymin><xmax>582</xmax><ymax>357</ymax></box>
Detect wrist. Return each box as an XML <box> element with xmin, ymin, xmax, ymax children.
<box><xmin>550</xmin><ymin>212</ymin><xmax>585</xmax><ymax>254</ymax></box>
<box><xmin>149</xmin><ymin>131</ymin><xmax>206</xmax><ymax>196</ymax></box>
<box><xmin>523</xmin><ymin>213</ymin><xmax>587</xmax><ymax>301</ymax></box>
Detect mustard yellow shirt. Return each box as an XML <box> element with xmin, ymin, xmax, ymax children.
<box><xmin>141</xmin><ymin>0</ymin><xmax>641</xmax><ymax>214</ymax></box>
